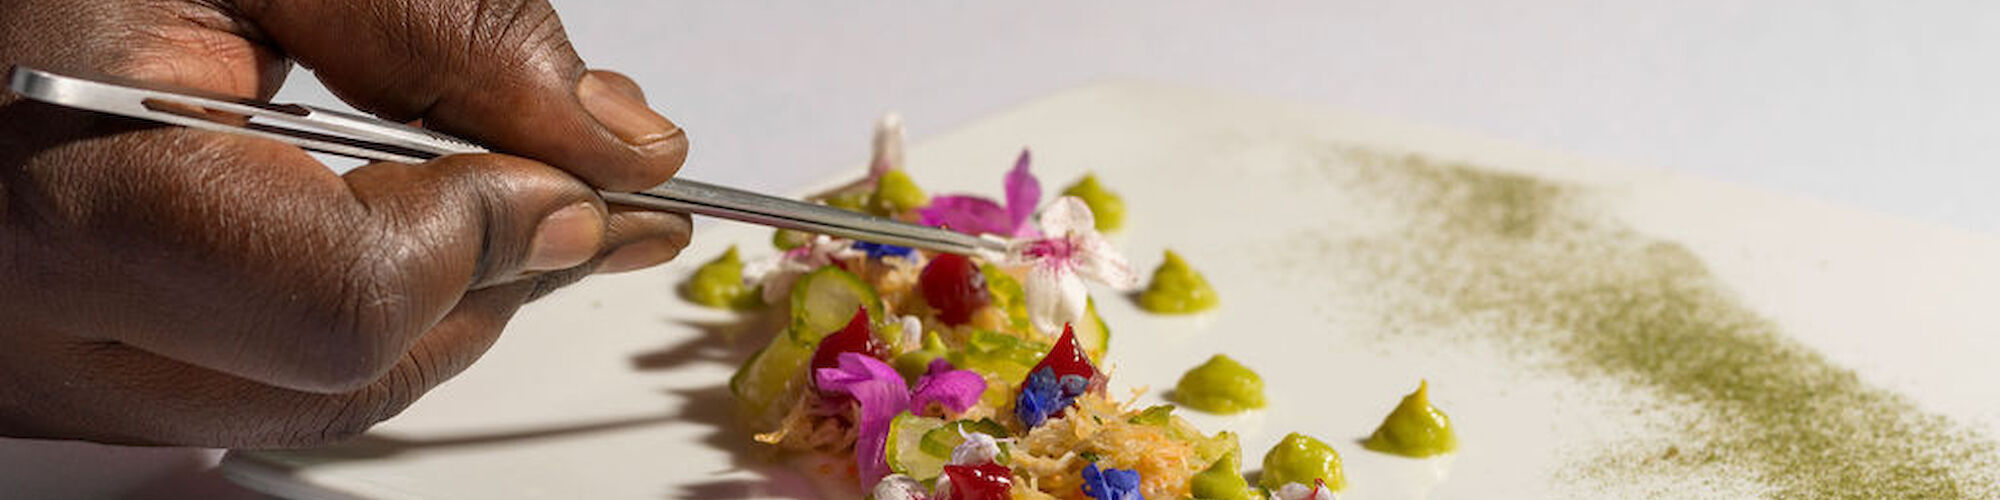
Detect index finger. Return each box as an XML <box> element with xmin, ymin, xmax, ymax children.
<box><xmin>233</xmin><ymin>0</ymin><xmax>689</xmax><ymax>191</ymax></box>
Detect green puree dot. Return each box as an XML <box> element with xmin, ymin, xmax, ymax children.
<box><xmin>1172</xmin><ymin>354</ymin><xmax>1265</xmax><ymax>414</ymax></box>
<box><xmin>1060</xmin><ymin>172</ymin><xmax>1125</xmax><ymax>231</ymax></box>
<box><xmin>870</xmin><ymin>169</ymin><xmax>928</xmax><ymax>215</ymax></box>
<box><xmin>682</xmin><ymin>245</ymin><xmax>760</xmax><ymax>310</ymax></box>
<box><xmin>1260</xmin><ymin>432</ymin><xmax>1345</xmax><ymax>491</ymax></box>
<box><xmin>1362</xmin><ymin>380</ymin><xmax>1459</xmax><ymax>458</ymax></box>
<box><xmin>1138</xmin><ymin>249</ymin><xmax>1220</xmax><ymax>314</ymax></box>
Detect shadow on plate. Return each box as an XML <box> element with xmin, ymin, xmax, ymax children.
<box><xmin>266</xmin><ymin>414</ymin><xmax>682</xmax><ymax>463</ymax></box>
<box><xmin>629</xmin><ymin>314</ymin><xmax>785</xmax><ymax>372</ymax></box>
<box><xmin>664</xmin><ymin>384</ymin><xmax>829</xmax><ymax>500</ymax></box>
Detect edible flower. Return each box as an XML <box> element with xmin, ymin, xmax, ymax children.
<box><xmin>852</xmin><ymin>240</ymin><xmax>917</xmax><ymax>260</ymax></box>
<box><xmin>815</xmin><ymin>113</ymin><xmax>906</xmax><ymax>201</ymax></box>
<box><xmin>1004</xmin><ymin>196</ymin><xmax>1139</xmax><ymax>334</ymax></box>
<box><xmin>871</xmin><ymin>113</ymin><xmax>905</xmax><ymax>176</ymax></box>
<box><xmin>1081</xmin><ymin>463</ymin><xmax>1144</xmax><ymax>500</ymax></box>
<box><xmin>872</xmin><ymin>474</ymin><xmax>931</xmax><ymax>500</ymax></box>
<box><xmin>815</xmin><ymin>354</ymin><xmax>987</xmax><ymax>488</ymax></box>
<box><xmin>893</xmin><ymin>314</ymin><xmax>925</xmax><ymax>352</ymax></box>
<box><xmin>911</xmin><ymin>359</ymin><xmax>986</xmax><ymax>415</ymax></box>
<box><xmin>1014</xmin><ymin>326</ymin><xmax>1102</xmax><ymax>429</ymax></box>
<box><xmin>745</xmin><ymin>235</ymin><xmax>858</xmax><ymax>304</ymax></box>
<box><xmin>949</xmin><ymin>431</ymin><xmax>1004</xmax><ymax>466</ymax></box>
<box><xmin>1014</xmin><ymin>365</ymin><xmax>1091</xmax><ymax>429</ymax></box>
<box><xmin>1273</xmin><ymin>480</ymin><xmax>1338</xmax><ymax>500</ymax></box>
<box><xmin>919</xmin><ymin>149</ymin><xmax>1042</xmax><ymax>238</ymax></box>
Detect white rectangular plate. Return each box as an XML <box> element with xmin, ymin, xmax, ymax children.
<box><xmin>224</xmin><ymin>83</ymin><xmax>2000</xmax><ymax>499</ymax></box>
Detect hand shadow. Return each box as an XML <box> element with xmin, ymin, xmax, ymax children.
<box><xmin>665</xmin><ymin>384</ymin><xmax>827</xmax><ymax>500</ymax></box>
<box><xmin>630</xmin><ymin>312</ymin><xmax>786</xmax><ymax>372</ymax></box>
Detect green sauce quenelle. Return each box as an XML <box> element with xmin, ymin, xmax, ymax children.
<box><xmin>870</xmin><ymin>168</ymin><xmax>929</xmax><ymax>215</ymax></box>
<box><xmin>1137</xmin><ymin>249</ymin><xmax>1219</xmax><ymax>314</ymax></box>
<box><xmin>1060</xmin><ymin>172</ymin><xmax>1125</xmax><ymax>231</ymax></box>
<box><xmin>1361</xmin><ymin>380</ymin><xmax>1459</xmax><ymax>458</ymax></box>
<box><xmin>683</xmin><ymin>245</ymin><xmax>760</xmax><ymax>310</ymax></box>
<box><xmin>1172</xmin><ymin>354</ymin><xmax>1265</xmax><ymax>414</ymax></box>
<box><xmin>1260</xmin><ymin>432</ymin><xmax>1346</xmax><ymax>491</ymax></box>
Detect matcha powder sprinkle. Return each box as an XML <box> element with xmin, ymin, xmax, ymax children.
<box><xmin>1278</xmin><ymin>148</ymin><xmax>1997</xmax><ymax>499</ymax></box>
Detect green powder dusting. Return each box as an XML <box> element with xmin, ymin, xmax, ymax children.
<box><xmin>1288</xmin><ymin>148</ymin><xmax>1997</xmax><ymax>498</ymax></box>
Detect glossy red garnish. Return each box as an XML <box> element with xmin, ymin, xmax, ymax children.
<box><xmin>941</xmin><ymin>463</ymin><xmax>1013</xmax><ymax>500</ymax></box>
<box><xmin>811</xmin><ymin>307</ymin><xmax>888</xmax><ymax>375</ymax></box>
<box><xmin>1030</xmin><ymin>324</ymin><xmax>1101</xmax><ymax>384</ymax></box>
<box><xmin>919</xmin><ymin>253</ymin><xmax>990</xmax><ymax>326</ymax></box>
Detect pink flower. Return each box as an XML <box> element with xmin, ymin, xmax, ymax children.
<box><xmin>1003</xmin><ymin>196</ymin><xmax>1139</xmax><ymax>334</ymax></box>
<box><xmin>919</xmin><ymin>149</ymin><xmax>1042</xmax><ymax>238</ymax></box>
<box><xmin>814</xmin><ymin>354</ymin><xmax>987</xmax><ymax>489</ymax></box>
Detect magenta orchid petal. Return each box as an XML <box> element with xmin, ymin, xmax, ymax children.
<box><xmin>813</xmin><ymin>353</ymin><xmax>911</xmax><ymax>488</ymax></box>
<box><xmin>909</xmin><ymin>360</ymin><xmax>987</xmax><ymax>415</ymax></box>
<box><xmin>1003</xmin><ymin>149</ymin><xmax>1042</xmax><ymax>237</ymax></box>
<box><xmin>919</xmin><ymin>195</ymin><xmax>1014</xmax><ymax>236</ymax></box>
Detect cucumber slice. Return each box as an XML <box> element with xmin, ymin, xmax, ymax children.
<box><xmin>788</xmin><ymin>266</ymin><xmax>884</xmax><ymax>343</ymax></box>
<box><xmin>1073</xmin><ymin>298</ymin><xmax>1111</xmax><ymax>363</ymax></box>
<box><xmin>918</xmin><ymin>418</ymin><xmax>1010</xmax><ymax>458</ymax></box>
<box><xmin>886</xmin><ymin>412</ymin><xmax>949</xmax><ymax>480</ymax></box>
<box><xmin>729</xmin><ymin>327</ymin><xmax>816</xmax><ymax>431</ymax></box>
<box><xmin>980</xmin><ymin>264</ymin><xmax>1032</xmax><ymax>332</ymax></box>
<box><xmin>947</xmin><ymin>331</ymin><xmax>1050</xmax><ymax>409</ymax></box>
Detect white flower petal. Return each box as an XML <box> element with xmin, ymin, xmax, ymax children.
<box><xmin>1073</xmin><ymin>234</ymin><xmax>1139</xmax><ymax>290</ymax></box>
<box><xmin>871</xmin><ymin>113</ymin><xmax>905</xmax><ymax>174</ymax></box>
<box><xmin>897</xmin><ymin>315</ymin><xmax>924</xmax><ymax>351</ymax></box>
<box><xmin>1272</xmin><ymin>482</ymin><xmax>1338</xmax><ymax>500</ymax></box>
<box><xmin>871</xmin><ymin>474</ymin><xmax>929</xmax><ymax>500</ymax></box>
<box><xmin>1025</xmin><ymin>264</ymin><xmax>1088</xmax><ymax>335</ymax></box>
<box><xmin>949</xmin><ymin>432</ymin><xmax>1003</xmax><ymax>466</ymax></box>
<box><xmin>1036</xmin><ymin>196</ymin><xmax>1096</xmax><ymax>238</ymax></box>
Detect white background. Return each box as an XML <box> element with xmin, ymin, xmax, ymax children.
<box><xmin>9</xmin><ymin>1</ymin><xmax>2000</xmax><ymax>498</ymax></box>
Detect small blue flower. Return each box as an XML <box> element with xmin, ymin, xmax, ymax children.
<box><xmin>852</xmin><ymin>241</ymin><xmax>916</xmax><ymax>260</ymax></box>
<box><xmin>1014</xmin><ymin>367</ymin><xmax>1087</xmax><ymax>429</ymax></box>
<box><xmin>1081</xmin><ymin>463</ymin><xmax>1143</xmax><ymax>500</ymax></box>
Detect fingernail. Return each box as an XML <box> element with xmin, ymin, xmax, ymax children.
<box><xmin>578</xmin><ymin>73</ymin><xmax>678</xmax><ymax>146</ymax></box>
<box><xmin>596</xmin><ymin>238</ymin><xmax>679</xmax><ymax>274</ymax></box>
<box><xmin>526</xmin><ymin>203</ymin><xmax>604</xmax><ymax>271</ymax></box>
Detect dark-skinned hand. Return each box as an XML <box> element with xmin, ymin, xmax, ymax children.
<box><xmin>0</xmin><ymin>0</ymin><xmax>692</xmax><ymax>448</ymax></box>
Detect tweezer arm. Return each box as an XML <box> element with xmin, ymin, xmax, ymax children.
<box><xmin>6</xmin><ymin>65</ymin><xmax>1006</xmax><ymax>256</ymax></box>
<box><xmin>605</xmin><ymin>183</ymin><xmax>1004</xmax><ymax>256</ymax></box>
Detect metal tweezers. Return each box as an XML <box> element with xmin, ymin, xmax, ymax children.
<box><xmin>4</xmin><ymin>65</ymin><xmax>1007</xmax><ymax>256</ymax></box>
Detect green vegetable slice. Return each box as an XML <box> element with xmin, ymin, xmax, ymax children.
<box><xmin>947</xmin><ymin>330</ymin><xmax>1049</xmax><ymax>409</ymax></box>
<box><xmin>918</xmin><ymin>418</ymin><xmax>1011</xmax><ymax>458</ymax></box>
<box><xmin>885</xmin><ymin>412</ymin><xmax>949</xmax><ymax>480</ymax></box>
<box><xmin>980</xmin><ymin>263</ymin><xmax>1032</xmax><ymax>332</ymax></box>
<box><xmin>788</xmin><ymin>266</ymin><xmax>884</xmax><ymax>343</ymax></box>
<box><xmin>1073</xmin><ymin>298</ymin><xmax>1111</xmax><ymax>363</ymax></box>
<box><xmin>729</xmin><ymin>326</ymin><xmax>815</xmax><ymax>431</ymax></box>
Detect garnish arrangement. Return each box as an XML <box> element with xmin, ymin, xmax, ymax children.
<box><xmin>681</xmin><ymin>116</ymin><xmax>1456</xmax><ymax>499</ymax></box>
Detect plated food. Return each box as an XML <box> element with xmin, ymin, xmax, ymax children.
<box><xmin>681</xmin><ymin>116</ymin><xmax>1453</xmax><ymax>500</ymax></box>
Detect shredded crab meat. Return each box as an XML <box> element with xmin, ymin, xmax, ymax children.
<box><xmin>1014</xmin><ymin>394</ymin><xmax>1200</xmax><ymax>500</ymax></box>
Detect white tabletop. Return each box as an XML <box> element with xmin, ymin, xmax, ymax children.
<box><xmin>11</xmin><ymin>2</ymin><xmax>2000</xmax><ymax>498</ymax></box>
